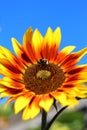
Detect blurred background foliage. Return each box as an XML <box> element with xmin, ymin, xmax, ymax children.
<box><xmin>0</xmin><ymin>104</ymin><xmax>13</xmax><ymax>117</ymax></box>
<box><xmin>29</xmin><ymin>111</ymin><xmax>85</xmax><ymax>130</ymax></box>
<box><xmin>0</xmin><ymin>104</ymin><xmax>87</xmax><ymax>130</ymax></box>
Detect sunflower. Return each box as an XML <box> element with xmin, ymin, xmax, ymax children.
<box><xmin>0</xmin><ymin>27</ymin><xmax>87</xmax><ymax>120</ymax></box>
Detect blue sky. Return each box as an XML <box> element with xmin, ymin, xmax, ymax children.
<box><xmin>0</xmin><ymin>0</ymin><xmax>87</xmax><ymax>103</ymax></box>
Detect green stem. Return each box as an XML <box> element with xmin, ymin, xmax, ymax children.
<box><xmin>46</xmin><ymin>106</ymin><xmax>68</xmax><ymax>130</ymax></box>
<box><xmin>41</xmin><ymin>109</ymin><xmax>47</xmax><ymax>130</ymax></box>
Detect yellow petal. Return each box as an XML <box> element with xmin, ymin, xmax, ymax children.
<box><xmin>78</xmin><ymin>72</ymin><xmax>87</xmax><ymax>82</ymax></box>
<box><xmin>0</xmin><ymin>49</ymin><xmax>5</xmax><ymax>58</ymax></box>
<box><xmin>23</xmin><ymin>27</ymin><xmax>32</xmax><ymax>45</ymax></box>
<box><xmin>77</xmin><ymin>84</ymin><xmax>87</xmax><ymax>92</ymax></box>
<box><xmin>32</xmin><ymin>29</ymin><xmax>43</xmax><ymax>59</ymax></box>
<box><xmin>53</xmin><ymin>92</ymin><xmax>78</xmax><ymax>106</ymax></box>
<box><xmin>1</xmin><ymin>92</ymin><xmax>9</xmax><ymax>97</ymax></box>
<box><xmin>0</xmin><ymin>78</ymin><xmax>13</xmax><ymax>88</ymax></box>
<box><xmin>0</xmin><ymin>64</ymin><xmax>22</xmax><ymax>79</ymax></box>
<box><xmin>67</xmin><ymin>72</ymin><xmax>87</xmax><ymax>84</ymax></box>
<box><xmin>53</xmin><ymin>27</ymin><xmax>61</xmax><ymax>48</ymax></box>
<box><xmin>22</xmin><ymin>28</ymin><xmax>36</xmax><ymax>63</ymax></box>
<box><xmin>61</xmin><ymin>47</ymin><xmax>87</xmax><ymax>70</ymax></box>
<box><xmin>68</xmin><ymin>64</ymin><xmax>87</xmax><ymax>74</ymax></box>
<box><xmin>0</xmin><ymin>77</ymin><xmax>11</xmax><ymax>82</ymax></box>
<box><xmin>32</xmin><ymin>29</ymin><xmax>43</xmax><ymax>48</ymax></box>
<box><xmin>31</xmin><ymin>106</ymin><xmax>40</xmax><ymax>119</ymax></box>
<box><xmin>22</xmin><ymin>97</ymin><xmax>40</xmax><ymax>120</ymax></box>
<box><xmin>61</xmin><ymin>46</ymin><xmax>76</xmax><ymax>54</ymax></box>
<box><xmin>0</xmin><ymin>77</ymin><xmax>24</xmax><ymax>90</ymax></box>
<box><xmin>0</xmin><ymin>46</ymin><xmax>15</xmax><ymax>64</ymax></box>
<box><xmin>39</xmin><ymin>95</ymin><xmax>53</xmax><ymax>112</ymax></box>
<box><xmin>65</xmin><ymin>87</ymin><xmax>87</xmax><ymax>98</ymax></box>
<box><xmin>55</xmin><ymin>93</ymin><xmax>66</xmax><ymax>105</ymax></box>
<box><xmin>22</xmin><ymin>105</ymin><xmax>39</xmax><ymax>120</ymax></box>
<box><xmin>55</xmin><ymin>46</ymin><xmax>76</xmax><ymax>64</ymax></box>
<box><xmin>0</xmin><ymin>64</ymin><xmax>11</xmax><ymax>75</ymax></box>
<box><xmin>0</xmin><ymin>87</ymin><xmax>6</xmax><ymax>92</ymax></box>
<box><xmin>73</xmin><ymin>47</ymin><xmax>87</xmax><ymax>61</ymax></box>
<box><xmin>14</xmin><ymin>96</ymin><xmax>30</xmax><ymax>114</ymax></box>
<box><xmin>12</xmin><ymin>38</ymin><xmax>22</xmax><ymax>56</ymax></box>
<box><xmin>43</xmin><ymin>27</ymin><xmax>53</xmax><ymax>47</ymax></box>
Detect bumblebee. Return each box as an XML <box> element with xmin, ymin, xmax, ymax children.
<box><xmin>37</xmin><ymin>59</ymin><xmax>49</xmax><ymax>66</ymax></box>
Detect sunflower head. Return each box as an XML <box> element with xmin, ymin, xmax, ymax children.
<box><xmin>0</xmin><ymin>27</ymin><xmax>87</xmax><ymax>120</ymax></box>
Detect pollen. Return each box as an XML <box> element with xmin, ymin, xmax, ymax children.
<box><xmin>36</xmin><ymin>70</ymin><xmax>51</xmax><ymax>80</ymax></box>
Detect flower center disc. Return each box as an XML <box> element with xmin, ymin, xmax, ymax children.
<box><xmin>24</xmin><ymin>63</ymin><xmax>65</xmax><ymax>95</ymax></box>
